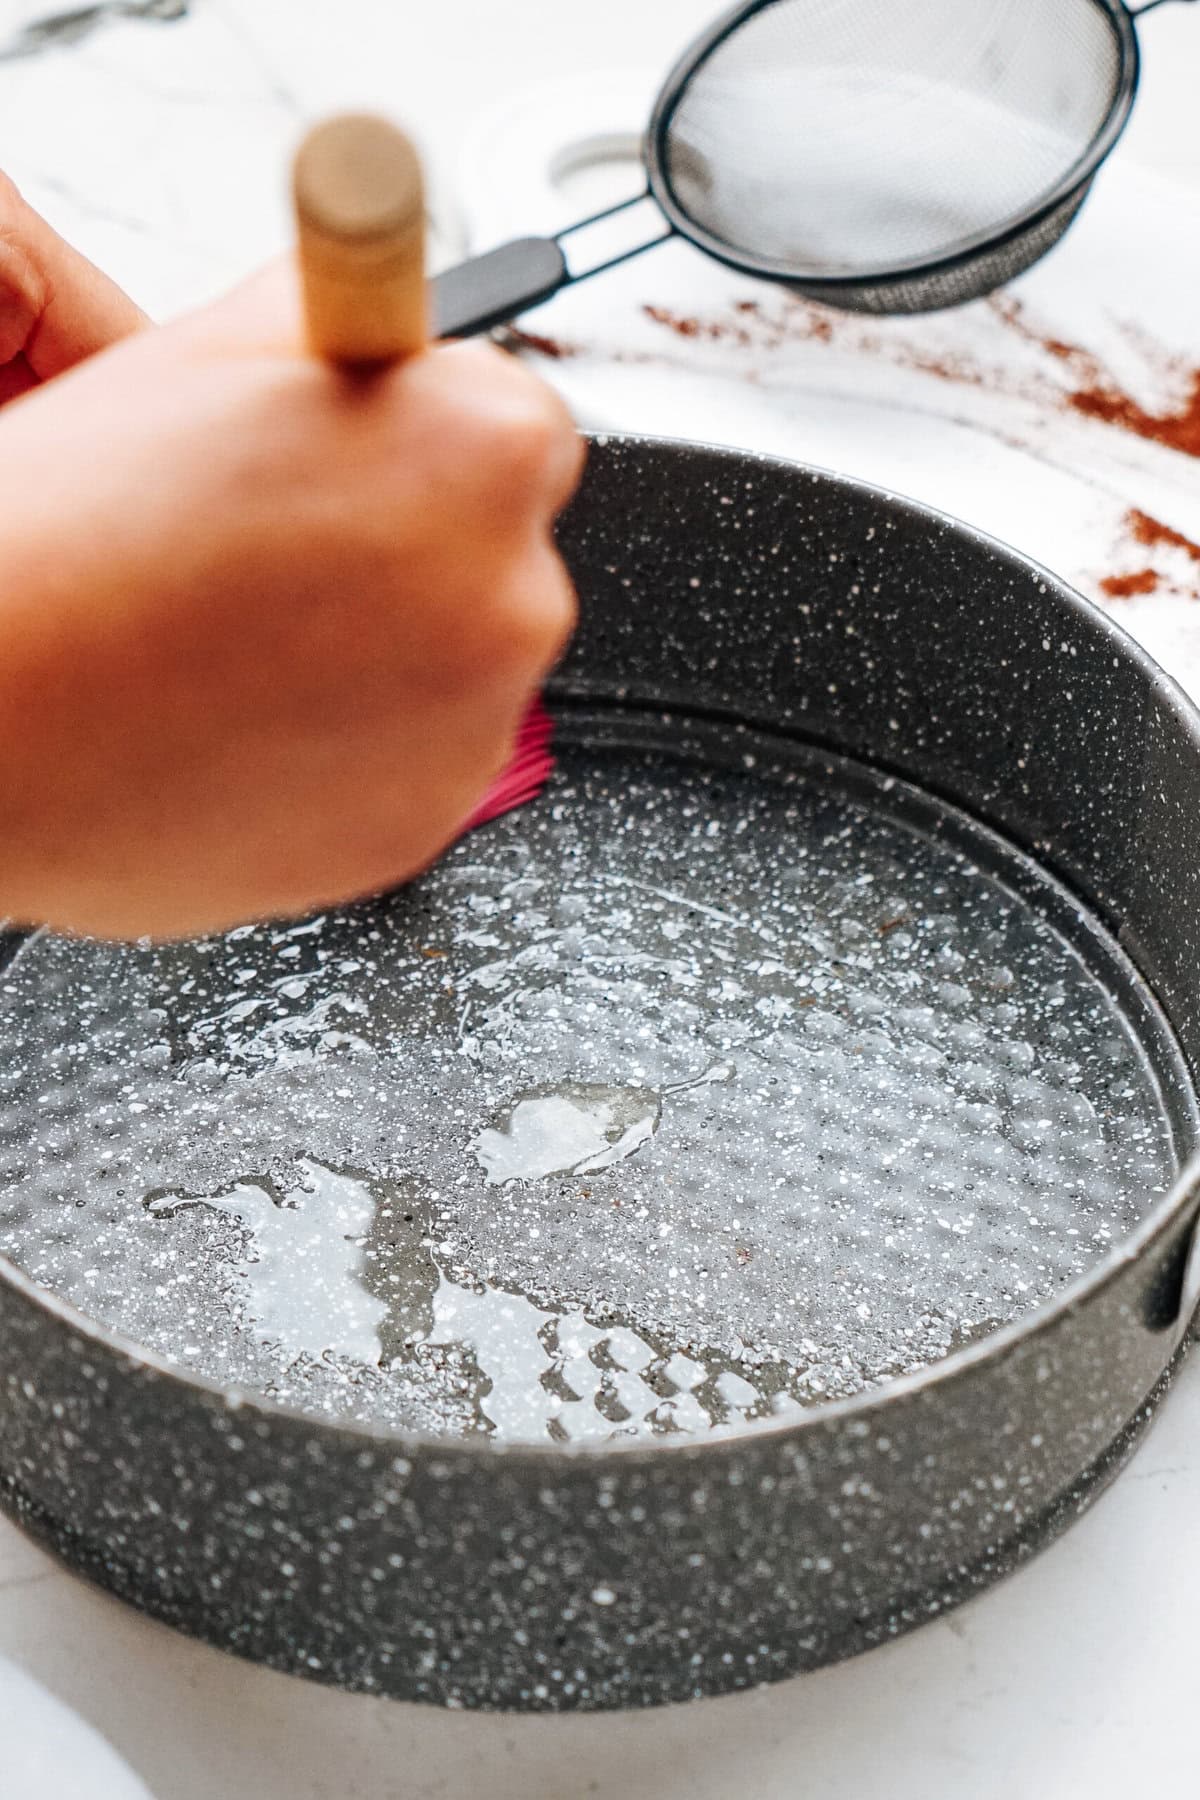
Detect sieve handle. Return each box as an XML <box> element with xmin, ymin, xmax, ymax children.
<box><xmin>433</xmin><ymin>238</ymin><xmax>569</xmax><ymax>339</ymax></box>
<box><xmin>432</xmin><ymin>193</ymin><xmax>672</xmax><ymax>339</ymax></box>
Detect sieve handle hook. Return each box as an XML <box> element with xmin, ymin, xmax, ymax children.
<box><xmin>432</xmin><ymin>192</ymin><xmax>673</xmax><ymax>339</ymax></box>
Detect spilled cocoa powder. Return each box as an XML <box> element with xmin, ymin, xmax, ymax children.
<box><xmin>504</xmin><ymin>327</ymin><xmax>579</xmax><ymax>360</ymax></box>
<box><xmin>1070</xmin><ymin>370</ymin><xmax>1200</xmax><ymax>458</ymax></box>
<box><xmin>644</xmin><ymin>297</ymin><xmax>843</xmax><ymax>354</ymax></box>
<box><xmin>903</xmin><ymin>297</ymin><xmax>1200</xmax><ymax>460</ymax></box>
<box><xmin>642</xmin><ymin>289</ymin><xmax>1027</xmax><ymax>395</ymax></box>
<box><xmin>1099</xmin><ymin>568</ymin><xmax>1160</xmax><ymax>598</ymax></box>
<box><xmin>965</xmin><ymin>297</ymin><xmax>1200</xmax><ymax>459</ymax></box>
<box><xmin>640</xmin><ymin>287</ymin><xmax>1200</xmax><ymax>467</ymax></box>
<box><xmin>645</xmin><ymin>305</ymin><xmax>702</xmax><ymax>338</ymax></box>
<box><xmin>643</xmin><ymin>304</ymin><xmax>755</xmax><ymax>348</ymax></box>
<box><xmin>897</xmin><ymin>295</ymin><xmax>1200</xmax><ymax>456</ymax></box>
<box><xmin>1128</xmin><ymin>508</ymin><xmax>1200</xmax><ymax>564</ymax></box>
<box><xmin>737</xmin><ymin>296</ymin><xmax>834</xmax><ymax>342</ymax></box>
<box><xmin>1100</xmin><ymin>510</ymin><xmax>1200</xmax><ymax>603</ymax></box>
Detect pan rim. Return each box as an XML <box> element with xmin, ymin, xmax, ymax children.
<box><xmin>2</xmin><ymin>430</ymin><xmax>1197</xmax><ymax>1467</ymax></box>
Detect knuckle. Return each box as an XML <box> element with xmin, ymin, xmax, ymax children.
<box><xmin>479</xmin><ymin>551</ymin><xmax>577</xmax><ymax>673</ymax></box>
<box><xmin>420</xmin><ymin>343</ymin><xmax>579</xmax><ymax>501</ymax></box>
<box><xmin>479</xmin><ymin>385</ymin><xmax>569</xmax><ymax>480</ymax></box>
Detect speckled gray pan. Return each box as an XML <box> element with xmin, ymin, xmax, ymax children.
<box><xmin>2</xmin><ymin>434</ymin><xmax>1200</xmax><ymax>1711</ymax></box>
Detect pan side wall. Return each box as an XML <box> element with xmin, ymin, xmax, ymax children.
<box><xmin>0</xmin><ymin>1225</ymin><xmax>1186</xmax><ymax>1709</ymax></box>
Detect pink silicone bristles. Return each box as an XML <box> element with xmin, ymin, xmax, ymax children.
<box><xmin>463</xmin><ymin>696</ymin><xmax>555</xmax><ymax>832</ymax></box>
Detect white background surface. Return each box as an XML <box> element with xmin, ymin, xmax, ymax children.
<box><xmin>0</xmin><ymin>3</ymin><xmax>1199</xmax><ymax>1795</ymax></box>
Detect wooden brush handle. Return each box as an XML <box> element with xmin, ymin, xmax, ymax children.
<box><xmin>293</xmin><ymin>112</ymin><xmax>427</xmax><ymax>364</ymax></box>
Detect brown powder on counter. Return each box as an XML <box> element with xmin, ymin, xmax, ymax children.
<box><xmin>643</xmin><ymin>303</ymin><xmax>754</xmax><ymax>346</ymax></box>
<box><xmin>786</xmin><ymin>299</ymin><xmax>834</xmax><ymax>342</ymax></box>
<box><xmin>644</xmin><ymin>304</ymin><xmax>702</xmax><ymax>337</ymax></box>
<box><xmin>990</xmin><ymin>296</ymin><xmax>1080</xmax><ymax>365</ymax></box>
<box><xmin>1069</xmin><ymin>369</ymin><xmax>1200</xmax><ymax>458</ymax></box>
<box><xmin>505</xmin><ymin>327</ymin><xmax>579</xmax><ymax>360</ymax></box>
<box><xmin>639</xmin><ymin>288</ymin><xmax>1200</xmax><ymax>471</ymax></box>
<box><xmin>645</xmin><ymin>296</ymin><xmax>843</xmax><ymax>349</ymax></box>
<box><xmin>647</xmin><ymin>291</ymin><xmax>1006</xmax><ymax>384</ymax></box>
<box><xmin>1099</xmin><ymin>568</ymin><xmax>1160</xmax><ymax>598</ymax></box>
<box><xmin>1128</xmin><ymin>507</ymin><xmax>1200</xmax><ymax>563</ymax></box>
<box><xmin>992</xmin><ymin>297</ymin><xmax>1200</xmax><ymax>459</ymax></box>
<box><xmin>1099</xmin><ymin>510</ymin><xmax>1200</xmax><ymax>602</ymax></box>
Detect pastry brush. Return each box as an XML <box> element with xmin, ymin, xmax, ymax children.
<box><xmin>292</xmin><ymin>112</ymin><xmax>555</xmax><ymax>838</ymax></box>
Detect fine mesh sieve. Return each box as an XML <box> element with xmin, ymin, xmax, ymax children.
<box><xmin>433</xmin><ymin>0</ymin><xmax>1191</xmax><ymax>332</ymax></box>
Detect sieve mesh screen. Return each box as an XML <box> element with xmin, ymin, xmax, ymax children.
<box><xmin>661</xmin><ymin>0</ymin><xmax>1123</xmax><ymax>279</ymax></box>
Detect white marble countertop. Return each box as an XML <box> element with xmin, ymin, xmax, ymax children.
<box><xmin>2</xmin><ymin>3</ymin><xmax>1200</xmax><ymax>1795</ymax></box>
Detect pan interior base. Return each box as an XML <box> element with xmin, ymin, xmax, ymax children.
<box><xmin>0</xmin><ymin>712</ymin><xmax>1189</xmax><ymax>1444</ymax></box>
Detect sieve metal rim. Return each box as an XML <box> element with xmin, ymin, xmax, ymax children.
<box><xmin>644</xmin><ymin>0</ymin><xmax>1141</xmax><ymax>291</ymax></box>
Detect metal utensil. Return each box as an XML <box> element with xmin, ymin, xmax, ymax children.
<box><xmin>433</xmin><ymin>0</ymin><xmax>1194</xmax><ymax>329</ymax></box>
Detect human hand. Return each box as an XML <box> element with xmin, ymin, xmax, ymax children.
<box><xmin>0</xmin><ymin>172</ymin><xmax>146</xmax><ymax>401</ymax></box>
<box><xmin>0</xmin><ymin>257</ymin><xmax>582</xmax><ymax>938</ymax></box>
